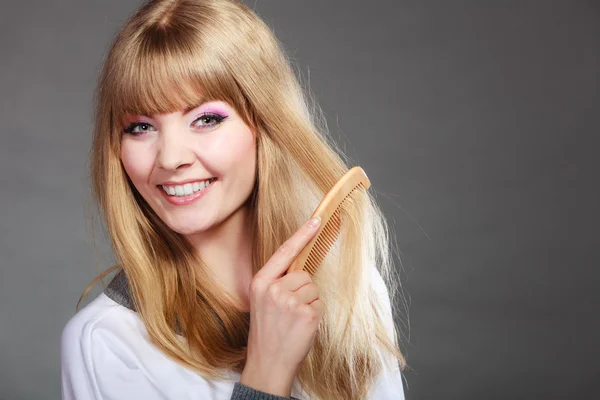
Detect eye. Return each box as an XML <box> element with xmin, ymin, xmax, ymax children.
<box><xmin>123</xmin><ymin>122</ymin><xmax>156</xmax><ymax>135</ymax></box>
<box><xmin>192</xmin><ymin>113</ymin><xmax>227</xmax><ymax>129</ymax></box>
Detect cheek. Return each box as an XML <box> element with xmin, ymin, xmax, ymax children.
<box><xmin>120</xmin><ymin>141</ymin><xmax>153</xmax><ymax>184</ymax></box>
<box><xmin>229</xmin><ymin>134</ymin><xmax>255</xmax><ymax>163</ymax></box>
<box><xmin>207</xmin><ymin>126</ymin><xmax>256</xmax><ymax>172</ymax></box>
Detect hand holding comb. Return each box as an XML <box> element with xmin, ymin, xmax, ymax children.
<box><xmin>286</xmin><ymin>166</ymin><xmax>371</xmax><ymax>276</ymax></box>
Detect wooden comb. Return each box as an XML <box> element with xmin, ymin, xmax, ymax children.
<box><xmin>286</xmin><ymin>166</ymin><xmax>371</xmax><ymax>276</ymax></box>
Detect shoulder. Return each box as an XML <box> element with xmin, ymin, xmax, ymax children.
<box><xmin>367</xmin><ymin>265</ymin><xmax>406</xmax><ymax>399</ymax></box>
<box><xmin>369</xmin><ymin>263</ymin><xmax>390</xmax><ymax>297</ymax></box>
<box><xmin>61</xmin><ymin>293</ymin><xmax>146</xmax><ymax>375</ymax></box>
<box><xmin>61</xmin><ymin>292</ymin><xmax>141</xmax><ymax>352</ymax></box>
<box><xmin>61</xmin><ymin>290</ymin><xmax>160</xmax><ymax>372</ymax></box>
<box><xmin>368</xmin><ymin>263</ymin><xmax>395</xmax><ymax>322</ymax></box>
<box><xmin>61</xmin><ymin>293</ymin><xmax>233</xmax><ymax>400</ymax></box>
<box><xmin>61</xmin><ymin>293</ymin><xmax>149</xmax><ymax>399</ymax></box>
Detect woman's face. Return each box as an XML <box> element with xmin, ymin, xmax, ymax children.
<box><xmin>120</xmin><ymin>100</ymin><xmax>257</xmax><ymax>236</ymax></box>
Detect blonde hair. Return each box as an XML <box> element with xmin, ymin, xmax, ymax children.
<box><xmin>82</xmin><ymin>0</ymin><xmax>405</xmax><ymax>398</ymax></box>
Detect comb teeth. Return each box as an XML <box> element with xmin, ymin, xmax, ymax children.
<box><xmin>303</xmin><ymin>183</ymin><xmax>364</xmax><ymax>275</ymax></box>
<box><xmin>286</xmin><ymin>166</ymin><xmax>370</xmax><ymax>276</ymax></box>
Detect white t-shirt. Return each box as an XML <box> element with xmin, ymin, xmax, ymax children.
<box><xmin>61</xmin><ymin>267</ymin><xmax>405</xmax><ymax>399</ymax></box>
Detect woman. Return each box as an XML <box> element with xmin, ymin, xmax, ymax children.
<box><xmin>61</xmin><ymin>0</ymin><xmax>406</xmax><ymax>399</ymax></box>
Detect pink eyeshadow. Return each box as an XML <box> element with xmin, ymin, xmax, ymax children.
<box><xmin>196</xmin><ymin>102</ymin><xmax>230</xmax><ymax>116</ymax></box>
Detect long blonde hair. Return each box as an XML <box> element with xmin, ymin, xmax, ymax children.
<box><xmin>82</xmin><ymin>0</ymin><xmax>405</xmax><ymax>398</ymax></box>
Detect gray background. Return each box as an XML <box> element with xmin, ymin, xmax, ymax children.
<box><xmin>1</xmin><ymin>1</ymin><xmax>598</xmax><ymax>399</ymax></box>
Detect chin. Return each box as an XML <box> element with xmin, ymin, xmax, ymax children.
<box><xmin>174</xmin><ymin>222</ymin><xmax>211</xmax><ymax>236</ymax></box>
<box><xmin>161</xmin><ymin>214</ymin><xmax>213</xmax><ymax>236</ymax></box>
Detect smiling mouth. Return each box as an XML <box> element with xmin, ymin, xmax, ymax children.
<box><xmin>159</xmin><ymin>177</ymin><xmax>217</xmax><ymax>197</ymax></box>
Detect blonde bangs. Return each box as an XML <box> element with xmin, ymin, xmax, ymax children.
<box><xmin>107</xmin><ymin>24</ymin><xmax>252</xmax><ymax>128</ymax></box>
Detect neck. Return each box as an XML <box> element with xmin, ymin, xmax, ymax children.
<box><xmin>185</xmin><ymin>203</ymin><xmax>254</xmax><ymax>312</ymax></box>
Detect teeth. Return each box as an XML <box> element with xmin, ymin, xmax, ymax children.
<box><xmin>161</xmin><ymin>178</ymin><xmax>213</xmax><ymax>197</ymax></box>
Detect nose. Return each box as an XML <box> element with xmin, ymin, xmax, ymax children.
<box><xmin>155</xmin><ymin>129</ymin><xmax>195</xmax><ymax>171</ymax></box>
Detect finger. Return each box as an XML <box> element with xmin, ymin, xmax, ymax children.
<box><xmin>255</xmin><ymin>216</ymin><xmax>321</xmax><ymax>281</ymax></box>
<box><xmin>291</xmin><ymin>283</ymin><xmax>319</xmax><ymax>305</ymax></box>
<box><xmin>309</xmin><ymin>299</ymin><xmax>326</xmax><ymax>317</ymax></box>
<box><xmin>296</xmin><ymin>299</ymin><xmax>325</xmax><ymax>326</ymax></box>
<box><xmin>279</xmin><ymin>270</ymin><xmax>312</xmax><ymax>292</ymax></box>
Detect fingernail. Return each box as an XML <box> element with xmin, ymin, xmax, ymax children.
<box><xmin>308</xmin><ymin>216</ymin><xmax>321</xmax><ymax>228</ymax></box>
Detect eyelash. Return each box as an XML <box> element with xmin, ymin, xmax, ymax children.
<box><xmin>122</xmin><ymin>113</ymin><xmax>228</xmax><ymax>135</ymax></box>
